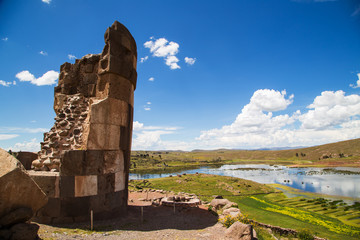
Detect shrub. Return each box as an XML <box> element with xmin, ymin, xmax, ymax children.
<box><xmin>219</xmin><ymin>215</ymin><xmax>236</xmax><ymax>228</ymax></box>
<box><xmin>236</xmin><ymin>214</ymin><xmax>254</xmax><ymax>225</ymax></box>
<box><xmin>298</xmin><ymin>229</ymin><xmax>314</xmax><ymax>240</ymax></box>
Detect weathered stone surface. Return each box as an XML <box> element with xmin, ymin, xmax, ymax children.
<box><xmin>96</xmin><ymin>73</ymin><xmax>135</xmax><ymax>105</ymax></box>
<box><xmin>29</xmin><ymin>171</ymin><xmax>59</xmax><ymax>198</ymax></box>
<box><xmin>222</xmin><ymin>207</ymin><xmax>241</xmax><ymax>217</ymax></box>
<box><xmin>89</xmin><ymin>98</ymin><xmax>128</xmax><ymax>126</ymax></box>
<box><xmin>0</xmin><ymin>148</ymin><xmax>47</xmax><ymax>218</ymax></box>
<box><xmin>0</xmin><ymin>207</ymin><xmax>33</xmax><ymax>228</ymax></box>
<box><xmin>103</xmin><ymin>150</ymin><xmax>124</xmax><ymax>174</ymax></box>
<box><xmin>114</xmin><ymin>171</ymin><xmax>125</xmax><ymax>191</ymax></box>
<box><xmin>210</xmin><ymin>198</ymin><xmax>231</xmax><ymax>210</ymax></box>
<box><xmin>60</xmin><ymin>150</ymin><xmax>124</xmax><ymax>176</ymax></box>
<box><xmin>225</xmin><ymin>221</ymin><xmax>254</xmax><ymax>240</ymax></box>
<box><xmin>10</xmin><ymin>223</ymin><xmax>39</xmax><ymax>240</ymax></box>
<box><xmin>86</xmin><ymin>123</ymin><xmax>120</xmax><ymax>150</ymax></box>
<box><xmin>74</xmin><ymin>175</ymin><xmax>98</xmax><ymax>197</ymax></box>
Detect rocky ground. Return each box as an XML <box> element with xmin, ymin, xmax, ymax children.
<box><xmin>37</xmin><ymin>191</ymin><xmax>226</xmax><ymax>240</ymax></box>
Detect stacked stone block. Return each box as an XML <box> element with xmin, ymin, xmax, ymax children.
<box><xmin>30</xmin><ymin>21</ymin><xmax>137</xmax><ymax>223</ymax></box>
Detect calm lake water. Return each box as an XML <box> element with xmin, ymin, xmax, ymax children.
<box><xmin>129</xmin><ymin>164</ymin><xmax>360</xmax><ymax>199</ymax></box>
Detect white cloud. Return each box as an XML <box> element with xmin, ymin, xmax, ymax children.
<box><xmin>68</xmin><ymin>54</ymin><xmax>76</xmax><ymax>60</ymax></box>
<box><xmin>140</xmin><ymin>56</ymin><xmax>148</xmax><ymax>63</ymax></box>
<box><xmin>144</xmin><ymin>107</ymin><xmax>151</xmax><ymax>111</ymax></box>
<box><xmin>144</xmin><ymin>38</ymin><xmax>179</xmax><ymax>57</ymax></box>
<box><xmin>0</xmin><ymin>134</ymin><xmax>18</xmax><ymax>141</ymax></box>
<box><xmin>144</xmin><ymin>37</ymin><xmax>181</xmax><ymax>69</ymax></box>
<box><xmin>149</xmin><ymin>77</ymin><xmax>155</xmax><ymax>81</ymax></box>
<box><xmin>195</xmin><ymin>89</ymin><xmax>360</xmax><ymax>150</ymax></box>
<box><xmin>39</xmin><ymin>51</ymin><xmax>48</xmax><ymax>56</ymax></box>
<box><xmin>185</xmin><ymin>57</ymin><xmax>196</xmax><ymax>65</ymax></box>
<box><xmin>198</xmin><ymin>89</ymin><xmax>295</xmax><ymax>147</ymax></box>
<box><xmin>15</xmin><ymin>70</ymin><xmax>58</xmax><ymax>86</ymax></box>
<box><xmin>147</xmin><ymin>102</ymin><xmax>152</xmax><ymax>105</ymax></box>
<box><xmin>133</xmin><ymin>121</ymin><xmax>144</xmax><ymax>131</ymax></box>
<box><xmin>8</xmin><ymin>127</ymin><xmax>48</xmax><ymax>133</ymax></box>
<box><xmin>165</xmin><ymin>55</ymin><xmax>180</xmax><ymax>69</ymax></box>
<box><xmin>2</xmin><ymin>37</ymin><xmax>8</xmax><ymax>41</ymax></box>
<box><xmin>42</xmin><ymin>0</ymin><xmax>51</xmax><ymax>4</ymax></box>
<box><xmin>350</xmin><ymin>73</ymin><xmax>360</xmax><ymax>88</ymax></box>
<box><xmin>132</xmin><ymin>122</ymin><xmax>188</xmax><ymax>150</ymax></box>
<box><xmin>299</xmin><ymin>90</ymin><xmax>360</xmax><ymax>129</ymax></box>
<box><xmin>8</xmin><ymin>138</ymin><xmax>40</xmax><ymax>152</ymax></box>
<box><xmin>0</xmin><ymin>80</ymin><xmax>15</xmax><ymax>87</ymax></box>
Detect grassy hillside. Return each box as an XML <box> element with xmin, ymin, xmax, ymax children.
<box><xmin>130</xmin><ymin>174</ymin><xmax>360</xmax><ymax>240</ymax></box>
<box><xmin>130</xmin><ymin>138</ymin><xmax>360</xmax><ymax>171</ymax></box>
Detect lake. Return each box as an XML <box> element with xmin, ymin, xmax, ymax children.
<box><xmin>130</xmin><ymin>164</ymin><xmax>360</xmax><ymax>199</ymax></box>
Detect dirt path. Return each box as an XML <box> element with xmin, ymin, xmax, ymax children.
<box><xmin>38</xmin><ymin>191</ymin><xmax>226</xmax><ymax>240</ymax></box>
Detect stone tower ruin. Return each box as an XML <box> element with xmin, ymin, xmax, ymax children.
<box><xmin>29</xmin><ymin>21</ymin><xmax>137</xmax><ymax>223</ymax></box>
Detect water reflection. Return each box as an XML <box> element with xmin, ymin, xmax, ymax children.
<box><xmin>130</xmin><ymin>164</ymin><xmax>360</xmax><ymax>198</ymax></box>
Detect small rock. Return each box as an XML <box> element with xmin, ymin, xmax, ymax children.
<box><xmin>59</xmin><ymin>120</ymin><xmax>68</xmax><ymax>127</ymax></box>
<box><xmin>225</xmin><ymin>221</ymin><xmax>253</xmax><ymax>240</ymax></box>
<box><xmin>31</xmin><ymin>159</ymin><xmax>43</xmax><ymax>168</ymax></box>
<box><xmin>59</xmin><ymin>130</ymin><xmax>69</xmax><ymax>136</ymax></box>
<box><xmin>10</xmin><ymin>223</ymin><xmax>40</xmax><ymax>240</ymax></box>
<box><xmin>43</xmin><ymin>159</ymin><xmax>52</xmax><ymax>166</ymax></box>
<box><xmin>0</xmin><ymin>207</ymin><xmax>33</xmax><ymax>227</ymax></box>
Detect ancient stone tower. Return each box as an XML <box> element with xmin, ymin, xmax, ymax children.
<box><xmin>29</xmin><ymin>21</ymin><xmax>137</xmax><ymax>223</ymax></box>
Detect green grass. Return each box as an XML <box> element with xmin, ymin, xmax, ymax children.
<box><xmin>130</xmin><ymin>173</ymin><xmax>275</xmax><ymax>201</ymax></box>
<box><xmin>131</xmin><ymin>174</ymin><xmax>360</xmax><ymax>240</ymax></box>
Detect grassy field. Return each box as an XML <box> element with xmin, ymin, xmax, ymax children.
<box><xmin>130</xmin><ymin>174</ymin><xmax>360</xmax><ymax>240</ymax></box>
<box><xmin>130</xmin><ymin>138</ymin><xmax>360</xmax><ymax>172</ymax></box>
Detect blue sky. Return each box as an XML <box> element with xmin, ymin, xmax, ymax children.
<box><xmin>1</xmin><ymin>0</ymin><xmax>360</xmax><ymax>151</ymax></box>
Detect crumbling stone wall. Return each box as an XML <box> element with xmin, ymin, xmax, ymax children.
<box><xmin>29</xmin><ymin>21</ymin><xmax>137</xmax><ymax>223</ymax></box>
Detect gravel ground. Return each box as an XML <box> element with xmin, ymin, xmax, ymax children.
<box><xmin>38</xmin><ymin>191</ymin><xmax>227</xmax><ymax>240</ymax></box>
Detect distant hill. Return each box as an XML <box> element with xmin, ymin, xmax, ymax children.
<box><xmin>132</xmin><ymin>138</ymin><xmax>360</xmax><ymax>163</ymax></box>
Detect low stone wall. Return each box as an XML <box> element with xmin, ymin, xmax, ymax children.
<box><xmin>29</xmin><ymin>149</ymin><xmax>128</xmax><ymax>224</ymax></box>
<box><xmin>248</xmin><ymin>219</ymin><xmax>327</xmax><ymax>240</ymax></box>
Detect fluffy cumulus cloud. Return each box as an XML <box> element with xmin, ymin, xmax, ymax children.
<box><xmin>0</xmin><ymin>80</ymin><xmax>16</xmax><ymax>87</ymax></box>
<box><xmin>196</xmin><ymin>89</ymin><xmax>360</xmax><ymax>149</ymax></box>
<box><xmin>184</xmin><ymin>57</ymin><xmax>196</xmax><ymax>65</ymax></box>
<box><xmin>15</xmin><ymin>70</ymin><xmax>58</xmax><ymax>86</ymax></box>
<box><xmin>299</xmin><ymin>90</ymin><xmax>360</xmax><ymax>129</ymax></box>
<box><xmin>197</xmin><ymin>89</ymin><xmax>296</xmax><ymax>148</ymax></box>
<box><xmin>350</xmin><ymin>73</ymin><xmax>360</xmax><ymax>88</ymax></box>
<box><xmin>2</xmin><ymin>37</ymin><xmax>8</xmax><ymax>41</ymax></box>
<box><xmin>149</xmin><ymin>77</ymin><xmax>154</xmax><ymax>82</ymax></box>
<box><xmin>144</xmin><ymin>37</ymin><xmax>180</xmax><ymax>69</ymax></box>
<box><xmin>42</xmin><ymin>0</ymin><xmax>51</xmax><ymax>4</ymax></box>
